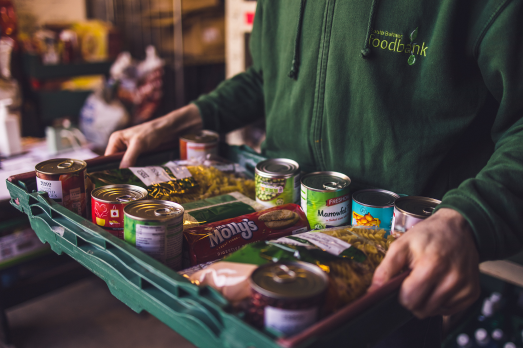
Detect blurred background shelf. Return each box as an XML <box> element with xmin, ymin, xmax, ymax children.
<box><xmin>22</xmin><ymin>54</ymin><xmax>113</xmax><ymax>80</ymax></box>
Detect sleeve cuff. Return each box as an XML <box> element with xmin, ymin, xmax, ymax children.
<box><xmin>192</xmin><ymin>97</ymin><xmax>218</xmax><ymax>132</ymax></box>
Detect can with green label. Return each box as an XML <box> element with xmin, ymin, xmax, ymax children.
<box><xmin>301</xmin><ymin>171</ymin><xmax>351</xmax><ymax>230</ymax></box>
<box><xmin>255</xmin><ymin>159</ymin><xmax>300</xmax><ymax>208</ymax></box>
<box><xmin>124</xmin><ymin>200</ymin><xmax>184</xmax><ymax>270</ymax></box>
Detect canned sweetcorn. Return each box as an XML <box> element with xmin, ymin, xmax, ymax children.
<box><xmin>255</xmin><ymin>159</ymin><xmax>300</xmax><ymax>208</ymax></box>
<box><xmin>301</xmin><ymin>171</ymin><xmax>351</xmax><ymax>230</ymax></box>
<box><xmin>35</xmin><ymin>158</ymin><xmax>87</xmax><ymax>217</ymax></box>
<box><xmin>91</xmin><ymin>184</ymin><xmax>148</xmax><ymax>239</ymax></box>
<box><xmin>351</xmin><ymin>189</ymin><xmax>400</xmax><ymax>230</ymax></box>
<box><xmin>248</xmin><ymin>262</ymin><xmax>328</xmax><ymax>336</ymax></box>
<box><xmin>179</xmin><ymin>130</ymin><xmax>219</xmax><ymax>160</ymax></box>
<box><xmin>391</xmin><ymin>196</ymin><xmax>441</xmax><ymax>237</ymax></box>
<box><xmin>124</xmin><ymin>200</ymin><xmax>184</xmax><ymax>270</ymax></box>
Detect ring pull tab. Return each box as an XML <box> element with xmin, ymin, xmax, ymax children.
<box><xmin>154</xmin><ymin>207</ymin><xmax>176</xmax><ymax>216</ymax></box>
<box><xmin>116</xmin><ymin>195</ymin><xmax>133</xmax><ymax>202</ymax></box>
<box><xmin>422</xmin><ymin>207</ymin><xmax>435</xmax><ymax>216</ymax></box>
<box><xmin>272</xmin><ymin>265</ymin><xmax>296</xmax><ymax>283</ymax></box>
<box><xmin>57</xmin><ymin>160</ymin><xmax>74</xmax><ymax>169</ymax></box>
<box><xmin>323</xmin><ymin>181</ymin><xmax>342</xmax><ymax>190</ymax></box>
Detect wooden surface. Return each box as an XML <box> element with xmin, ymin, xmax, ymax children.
<box><xmin>480</xmin><ymin>260</ymin><xmax>523</xmax><ymax>288</ymax></box>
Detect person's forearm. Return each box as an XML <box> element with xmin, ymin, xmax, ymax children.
<box><xmin>151</xmin><ymin>104</ymin><xmax>203</xmax><ymax>142</ymax></box>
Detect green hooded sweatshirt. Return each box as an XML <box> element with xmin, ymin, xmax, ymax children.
<box><xmin>194</xmin><ymin>0</ymin><xmax>523</xmax><ymax>262</ymax></box>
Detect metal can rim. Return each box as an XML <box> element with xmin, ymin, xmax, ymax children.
<box><xmin>352</xmin><ymin>189</ymin><xmax>400</xmax><ymax>208</ymax></box>
<box><xmin>179</xmin><ymin>130</ymin><xmax>219</xmax><ymax>144</ymax></box>
<box><xmin>255</xmin><ymin>158</ymin><xmax>300</xmax><ymax>179</ymax></box>
<box><xmin>394</xmin><ymin>196</ymin><xmax>442</xmax><ymax>219</ymax></box>
<box><xmin>301</xmin><ymin>171</ymin><xmax>351</xmax><ymax>192</ymax></box>
<box><xmin>250</xmin><ymin>261</ymin><xmax>328</xmax><ymax>300</ymax></box>
<box><xmin>124</xmin><ymin>200</ymin><xmax>184</xmax><ymax>222</ymax></box>
<box><xmin>35</xmin><ymin>158</ymin><xmax>87</xmax><ymax>176</ymax></box>
<box><xmin>91</xmin><ymin>184</ymin><xmax>148</xmax><ymax>204</ymax></box>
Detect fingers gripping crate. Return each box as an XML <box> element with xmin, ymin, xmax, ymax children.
<box><xmin>6</xmin><ymin>147</ymin><xmax>412</xmax><ymax>348</ymax></box>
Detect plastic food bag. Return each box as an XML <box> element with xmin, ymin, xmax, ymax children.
<box><xmin>183</xmin><ymin>203</ymin><xmax>310</xmax><ymax>266</ymax></box>
<box><xmin>87</xmin><ymin>161</ymin><xmax>256</xmax><ymax>203</ymax></box>
<box><xmin>183</xmin><ymin>192</ymin><xmax>265</xmax><ymax>230</ymax></box>
<box><xmin>181</xmin><ymin>261</ymin><xmax>258</xmax><ymax>305</ymax></box>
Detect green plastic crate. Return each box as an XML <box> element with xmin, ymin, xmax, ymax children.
<box><xmin>5</xmin><ymin>147</ymin><xmax>412</xmax><ymax>348</ymax></box>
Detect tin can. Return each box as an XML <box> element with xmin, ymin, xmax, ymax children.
<box><xmin>35</xmin><ymin>158</ymin><xmax>87</xmax><ymax>217</ymax></box>
<box><xmin>351</xmin><ymin>189</ymin><xmax>400</xmax><ymax>230</ymax></box>
<box><xmin>255</xmin><ymin>159</ymin><xmax>300</xmax><ymax>208</ymax></box>
<box><xmin>248</xmin><ymin>261</ymin><xmax>328</xmax><ymax>336</ymax></box>
<box><xmin>301</xmin><ymin>171</ymin><xmax>351</xmax><ymax>230</ymax></box>
<box><xmin>179</xmin><ymin>130</ymin><xmax>219</xmax><ymax>160</ymax></box>
<box><xmin>391</xmin><ymin>196</ymin><xmax>441</xmax><ymax>237</ymax></box>
<box><xmin>124</xmin><ymin>200</ymin><xmax>184</xmax><ymax>270</ymax></box>
<box><xmin>91</xmin><ymin>184</ymin><xmax>148</xmax><ymax>239</ymax></box>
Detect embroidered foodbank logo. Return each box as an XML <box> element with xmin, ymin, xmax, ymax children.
<box><xmin>368</xmin><ymin>27</ymin><xmax>427</xmax><ymax>65</ymax></box>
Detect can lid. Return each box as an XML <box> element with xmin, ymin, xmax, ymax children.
<box><xmin>180</xmin><ymin>130</ymin><xmax>219</xmax><ymax>143</ymax></box>
<box><xmin>92</xmin><ymin>185</ymin><xmax>148</xmax><ymax>204</ymax></box>
<box><xmin>395</xmin><ymin>196</ymin><xmax>441</xmax><ymax>218</ymax></box>
<box><xmin>352</xmin><ymin>189</ymin><xmax>399</xmax><ymax>208</ymax></box>
<box><xmin>255</xmin><ymin>159</ymin><xmax>300</xmax><ymax>178</ymax></box>
<box><xmin>250</xmin><ymin>261</ymin><xmax>328</xmax><ymax>300</ymax></box>
<box><xmin>302</xmin><ymin>171</ymin><xmax>351</xmax><ymax>192</ymax></box>
<box><xmin>124</xmin><ymin>200</ymin><xmax>184</xmax><ymax>221</ymax></box>
<box><xmin>35</xmin><ymin>158</ymin><xmax>87</xmax><ymax>175</ymax></box>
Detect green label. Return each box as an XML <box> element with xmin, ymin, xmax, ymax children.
<box><xmin>255</xmin><ymin>174</ymin><xmax>299</xmax><ymax>207</ymax></box>
<box><xmin>301</xmin><ymin>186</ymin><xmax>350</xmax><ymax>230</ymax></box>
<box><xmin>124</xmin><ymin>216</ymin><xmax>183</xmax><ymax>270</ymax></box>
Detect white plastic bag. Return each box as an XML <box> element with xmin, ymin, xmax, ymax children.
<box><xmin>79</xmin><ymin>91</ymin><xmax>129</xmax><ymax>149</ymax></box>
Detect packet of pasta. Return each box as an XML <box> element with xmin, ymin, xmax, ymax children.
<box><xmin>88</xmin><ymin>161</ymin><xmax>255</xmax><ymax>204</ymax></box>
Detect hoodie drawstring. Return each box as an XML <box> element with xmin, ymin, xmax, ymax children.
<box><xmin>361</xmin><ymin>0</ymin><xmax>379</xmax><ymax>59</ymax></box>
<box><xmin>288</xmin><ymin>0</ymin><xmax>306</xmax><ymax>79</ymax></box>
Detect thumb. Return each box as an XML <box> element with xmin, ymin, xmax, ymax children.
<box><xmin>120</xmin><ymin>139</ymin><xmax>143</xmax><ymax>169</ymax></box>
<box><xmin>368</xmin><ymin>240</ymin><xmax>409</xmax><ymax>292</ymax></box>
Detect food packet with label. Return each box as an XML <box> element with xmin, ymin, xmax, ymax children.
<box><xmin>183</xmin><ymin>192</ymin><xmax>266</xmax><ymax>230</ymax></box>
<box><xmin>183</xmin><ymin>203</ymin><xmax>310</xmax><ymax>267</ymax></box>
<box><xmin>88</xmin><ymin>161</ymin><xmax>255</xmax><ymax>203</ymax></box>
<box><xmin>179</xmin><ymin>261</ymin><xmax>258</xmax><ymax>306</ymax></box>
<box><xmin>221</xmin><ymin>226</ymin><xmax>393</xmax><ymax>313</ymax></box>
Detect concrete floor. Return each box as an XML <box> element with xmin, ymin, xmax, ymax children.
<box><xmin>5</xmin><ymin>276</ymin><xmax>197</xmax><ymax>348</ymax></box>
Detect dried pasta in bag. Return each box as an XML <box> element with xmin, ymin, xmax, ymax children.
<box><xmin>88</xmin><ymin>161</ymin><xmax>255</xmax><ymax>204</ymax></box>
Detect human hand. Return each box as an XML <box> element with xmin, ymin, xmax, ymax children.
<box><xmin>105</xmin><ymin>104</ymin><xmax>203</xmax><ymax>168</ymax></box>
<box><xmin>368</xmin><ymin>208</ymin><xmax>480</xmax><ymax>318</ymax></box>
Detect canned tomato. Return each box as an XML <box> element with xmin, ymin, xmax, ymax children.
<box><xmin>124</xmin><ymin>200</ymin><xmax>184</xmax><ymax>270</ymax></box>
<box><xmin>301</xmin><ymin>171</ymin><xmax>351</xmax><ymax>230</ymax></box>
<box><xmin>179</xmin><ymin>130</ymin><xmax>219</xmax><ymax>160</ymax></box>
<box><xmin>255</xmin><ymin>159</ymin><xmax>300</xmax><ymax>208</ymax></box>
<box><xmin>35</xmin><ymin>158</ymin><xmax>87</xmax><ymax>217</ymax></box>
<box><xmin>351</xmin><ymin>189</ymin><xmax>400</xmax><ymax>230</ymax></box>
<box><xmin>391</xmin><ymin>196</ymin><xmax>441</xmax><ymax>237</ymax></box>
<box><xmin>248</xmin><ymin>261</ymin><xmax>328</xmax><ymax>336</ymax></box>
<box><xmin>91</xmin><ymin>185</ymin><xmax>148</xmax><ymax>239</ymax></box>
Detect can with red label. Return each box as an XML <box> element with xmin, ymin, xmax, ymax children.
<box><xmin>91</xmin><ymin>184</ymin><xmax>148</xmax><ymax>239</ymax></box>
<box><xmin>300</xmin><ymin>171</ymin><xmax>351</xmax><ymax>230</ymax></box>
<box><xmin>35</xmin><ymin>158</ymin><xmax>87</xmax><ymax>217</ymax></box>
<box><xmin>179</xmin><ymin>130</ymin><xmax>219</xmax><ymax>160</ymax></box>
<box><xmin>391</xmin><ymin>196</ymin><xmax>441</xmax><ymax>237</ymax></box>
